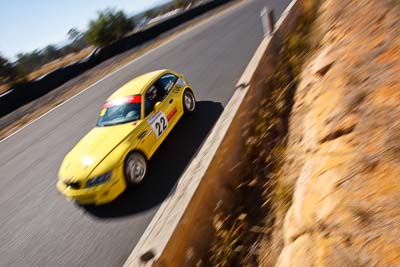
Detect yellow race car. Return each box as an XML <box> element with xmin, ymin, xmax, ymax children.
<box><xmin>57</xmin><ymin>69</ymin><xmax>196</xmax><ymax>205</ymax></box>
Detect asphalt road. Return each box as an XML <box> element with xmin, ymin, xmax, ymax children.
<box><xmin>0</xmin><ymin>0</ymin><xmax>289</xmax><ymax>266</ymax></box>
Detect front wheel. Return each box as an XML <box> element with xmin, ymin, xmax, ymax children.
<box><xmin>183</xmin><ymin>89</ymin><xmax>196</xmax><ymax>115</ymax></box>
<box><xmin>124</xmin><ymin>152</ymin><xmax>147</xmax><ymax>186</ymax></box>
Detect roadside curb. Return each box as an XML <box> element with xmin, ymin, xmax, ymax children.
<box><xmin>124</xmin><ymin>39</ymin><xmax>271</xmax><ymax>267</ymax></box>
<box><xmin>124</xmin><ymin>0</ymin><xmax>300</xmax><ymax>265</ymax></box>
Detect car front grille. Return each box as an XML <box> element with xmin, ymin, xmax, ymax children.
<box><xmin>65</xmin><ymin>180</ymin><xmax>81</xmax><ymax>189</ymax></box>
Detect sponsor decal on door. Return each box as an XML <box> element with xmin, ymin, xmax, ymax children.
<box><xmin>167</xmin><ymin>107</ymin><xmax>177</xmax><ymax>122</ymax></box>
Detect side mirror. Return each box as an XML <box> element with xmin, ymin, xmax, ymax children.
<box><xmin>154</xmin><ymin>101</ymin><xmax>162</xmax><ymax>111</ymax></box>
<box><xmin>176</xmin><ymin>78</ymin><xmax>186</xmax><ymax>88</ymax></box>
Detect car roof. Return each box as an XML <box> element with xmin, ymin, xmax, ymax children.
<box><xmin>107</xmin><ymin>69</ymin><xmax>171</xmax><ymax>100</ymax></box>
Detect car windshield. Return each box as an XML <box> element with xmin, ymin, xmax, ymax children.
<box><xmin>97</xmin><ymin>95</ymin><xmax>141</xmax><ymax>127</ymax></box>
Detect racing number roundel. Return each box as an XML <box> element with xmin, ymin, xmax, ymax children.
<box><xmin>148</xmin><ymin>111</ymin><xmax>169</xmax><ymax>139</ymax></box>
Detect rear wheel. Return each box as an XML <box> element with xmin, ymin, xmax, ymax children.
<box><xmin>183</xmin><ymin>89</ymin><xmax>196</xmax><ymax>115</ymax></box>
<box><xmin>124</xmin><ymin>152</ymin><xmax>147</xmax><ymax>186</ymax></box>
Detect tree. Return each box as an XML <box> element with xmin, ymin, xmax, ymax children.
<box><xmin>144</xmin><ymin>9</ymin><xmax>158</xmax><ymax>19</ymax></box>
<box><xmin>175</xmin><ymin>0</ymin><xmax>186</xmax><ymax>8</ymax></box>
<box><xmin>67</xmin><ymin>28</ymin><xmax>81</xmax><ymax>40</ymax></box>
<box><xmin>85</xmin><ymin>9</ymin><xmax>135</xmax><ymax>47</ymax></box>
<box><xmin>0</xmin><ymin>54</ymin><xmax>24</xmax><ymax>84</ymax></box>
<box><xmin>43</xmin><ymin>45</ymin><xmax>61</xmax><ymax>61</ymax></box>
<box><xmin>16</xmin><ymin>50</ymin><xmax>43</xmax><ymax>73</ymax></box>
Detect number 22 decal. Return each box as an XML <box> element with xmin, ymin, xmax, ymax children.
<box><xmin>155</xmin><ymin>117</ymin><xmax>167</xmax><ymax>137</ymax></box>
<box><xmin>148</xmin><ymin>111</ymin><xmax>169</xmax><ymax>139</ymax></box>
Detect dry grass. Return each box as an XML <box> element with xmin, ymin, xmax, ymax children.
<box><xmin>0</xmin><ymin>0</ymin><xmax>244</xmax><ymax>140</ymax></box>
<box><xmin>0</xmin><ymin>48</ymin><xmax>94</xmax><ymax>95</ymax></box>
<box><xmin>0</xmin><ymin>84</ymin><xmax>8</xmax><ymax>95</ymax></box>
<box><xmin>210</xmin><ymin>215</ymin><xmax>245</xmax><ymax>266</ymax></box>
<box><xmin>208</xmin><ymin>4</ymin><xmax>321</xmax><ymax>266</ymax></box>
<box><xmin>27</xmin><ymin>47</ymin><xmax>94</xmax><ymax>81</ymax></box>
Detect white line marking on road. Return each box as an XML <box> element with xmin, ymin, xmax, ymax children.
<box><xmin>0</xmin><ymin>0</ymin><xmax>248</xmax><ymax>144</ymax></box>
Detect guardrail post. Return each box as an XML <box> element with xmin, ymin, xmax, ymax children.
<box><xmin>260</xmin><ymin>6</ymin><xmax>274</xmax><ymax>37</ymax></box>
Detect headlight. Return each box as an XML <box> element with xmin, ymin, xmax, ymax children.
<box><xmin>86</xmin><ymin>172</ymin><xmax>111</xmax><ymax>188</ymax></box>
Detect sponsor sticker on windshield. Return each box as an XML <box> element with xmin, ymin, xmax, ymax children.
<box><xmin>102</xmin><ymin>95</ymin><xmax>142</xmax><ymax>109</ymax></box>
<box><xmin>165</xmin><ymin>80</ymin><xmax>174</xmax><ymax>92</ymax></box>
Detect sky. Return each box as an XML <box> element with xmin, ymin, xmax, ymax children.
<box><xmin>0</xmin><ymin>0</ymin><xmax>170</xmax><ymax>60</ymax></box>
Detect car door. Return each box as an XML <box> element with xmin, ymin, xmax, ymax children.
<box><xmin>142</xmin><ymin>74</ymin><xmax>179</xmax><ymax>156</ymax></box>
<box><xmin>156</xmin><ymin>73</ymin><xmax>180</xmax><ymax>128</ymax></box>
<box><xmin>134</xmin><ymin>115</ymin><xmax>155</xmax><ymax>159</ymax></box>
<box><xmin>138</xmin><ymin>85</ymin><xmax>162</xmax><ymax>158</ymax></box>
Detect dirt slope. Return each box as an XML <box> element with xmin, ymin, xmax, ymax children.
<box><xmin>277</xmin><ymin>0</ymin><xmax>400</xmax><ymax>266</ymax></box>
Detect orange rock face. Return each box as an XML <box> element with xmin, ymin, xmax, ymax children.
<box><xmin>277</xmin><ymin>0</ymin><xmax>400</xmax><ymax>266</ymax></box>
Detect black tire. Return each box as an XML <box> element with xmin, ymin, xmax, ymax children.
<box><xmin>124</xmin><ymin>152</ymin><xmax>147</xmax><ymax>186</ymax></box>
<box><xmin>183</xmin><ymin>89</ymin><xmax>196</xmax><ymax>115</ymax></box>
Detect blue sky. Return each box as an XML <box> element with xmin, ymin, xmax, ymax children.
<box><xmin>0</xmin><ymin>0</ymin><xmax>170</xmax><ymax>60</ymax></box>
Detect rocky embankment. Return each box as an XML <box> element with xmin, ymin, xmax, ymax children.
<box><xmin>277</xmin><ymin>0</ymin><xmax>400</xmax><ymax>265</ymax></box>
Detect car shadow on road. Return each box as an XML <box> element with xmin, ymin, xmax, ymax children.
<box><xmin>83</xmin><ymin>100</ymin><xmax>223</xmax><ymax>218</ymax></box>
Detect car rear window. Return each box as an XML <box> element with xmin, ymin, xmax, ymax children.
<box><xmin>97</xmin><ymin>95</ymin><xmax>141</xmax><ymax>127</ymax></box>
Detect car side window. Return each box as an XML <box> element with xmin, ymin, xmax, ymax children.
<box><xmin>144</xmin><ymin>74</ymin><xmax>179</xmax><ymax>117</ymax></box>
<box><xmin>157</xmin><ymin>74</ymin><xmax>178</xmax><ymax>96</ymax></box>
<box><xmin>144</xmin><ymin>85</ymin><xmax>161</xmax><ymax>117</ymax></box>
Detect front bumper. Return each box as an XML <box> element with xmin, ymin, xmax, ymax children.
<box><xmin>56</xmin><ymin>174</ymin><xmax>126</xmax><ymax>205</ymax></box>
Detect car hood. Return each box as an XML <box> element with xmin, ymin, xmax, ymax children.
<box><xmin>59</xmin><ymin>122</ymin><xmax>138</xmax><ymax>181</ymax></box>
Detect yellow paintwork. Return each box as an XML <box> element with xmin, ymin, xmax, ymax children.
<box><xmin>57</xmin><ymin>69</ymin><xmax>193</xmax><ymax>205</ymax></box>
<box><xmin>107</xmin><ymin>70</ymin><xmax>165</xmax><ymax>100</ymax></box>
